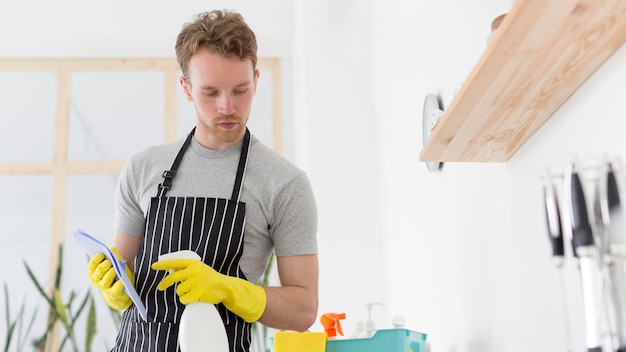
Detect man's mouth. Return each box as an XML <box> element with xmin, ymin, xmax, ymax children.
<box><xmin>219</xmin><ymin>122</ymin><xmax>237</xmax><ymax>129</ymax></box>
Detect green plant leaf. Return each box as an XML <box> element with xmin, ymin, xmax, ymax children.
<box><xmin>5</xmin><ymin>320</ymin><xmax>17</xmax><ymax>352</ymax></box>
<box><xmin>19</xmin><ymin>243</ymin><xmax>113</xmax><ymax>351</ymax></box>
<box><xmin>3</xmin><ymin>283</ymin><xmax>9</xmax><ymax>333</ymax></box>
<box><xmin>23</xmin><ymin>260</ymin><xmax>63</xmax><ymax>351</ymax></box>
<box><xmin>53</xmin><ymin>289</ymin><xmax>68</xmax><ymax>324</ymax></box>
<box><xmin>59</xmin><ymin>334</ymin><xmax>71</xmax><ymax>351</ymax></box>
<box><xmin>62</xmin><ymin>288</ymin><xmax>92</xmax><ymax>350</ymax></box>
<box><xmin>53</xmin><ymin>245</ymin><xmax>63</xmax><ymax>290</ymax></box>
<box><xmin>85</xmin><ymin>295</ymin><xmax>97</xmax><ymax>352</ymax></box>
<box><xmin>18</xmin><ymin>305</ymin><xmax>38</xmax><ymax>352</ymax></box>
<box><xmin>3</xmin><ymin>283</ymin><xmax>38</xmax><ymax>352</ymax></box>
<box><xmin>72</xmin><ymin>290</ymin><xmax>91</xmax><ymax>322</ymax></box>
<box><xmin>67</xmin><ymin>290</ymin><xmax>77</xmax><ymax>308</ymax></box>
<box><xmin>23</xmin><ymin>245</ymin><xmax>67</xmax><ymax>350</ymax></box>
<box><xmin>3</xmin><ymin>283</ymin><xmax>11</xmax><ymax>352</ymax></box>
<box><xmin>4</xmin><ymin>310</ymin><xmax>18</xmax><ymax>352</ymax></box>
<box><xmin>261</xmin><ymin>251</ymin><xmax>275</xmax><ymax>287</ymax></box>
<box><xmin>22</xmin><ymin>261</ymin><xmax>55</xmax><ymax>308</ymax></box>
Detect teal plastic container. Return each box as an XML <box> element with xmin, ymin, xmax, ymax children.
<box><xmin>269</xmin><ymin>329</ymin><xmax>428</xmax><ymax>352</ymax></box>
<box><xmin>326</xmin><ymin>329</ymin><xmax>427</xmax><ymax>352</ymax></box>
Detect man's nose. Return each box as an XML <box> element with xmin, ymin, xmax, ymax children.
<box><xmin>217</xmin><ymin>94</ymin><xmax>235</xmax><ymax>116</ymax></box>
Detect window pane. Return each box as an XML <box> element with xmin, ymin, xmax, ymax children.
<box><xmin>0</xmin><ymin>71</ymin><xmax>57</xmax><ymax>162</ymax></box>
<box><xmin>249</xmin><ymin>68</ymin><xmax>274</xmax><ymax>148</ymax></box>
<box><xmin>69</xmin><ymin>70</ymin><xmax>165</xmax><ymax>160</ymax></box>
<box><xmin>0</xmin><ymin>175</ymin><xmax>53</xmax><ymax>340</ymax></box>
<box><xmin>63</xmin><ymin>174</ymin><xmax>120</xmax><ymax>348</ymax></box>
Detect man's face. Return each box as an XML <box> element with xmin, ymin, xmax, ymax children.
<box><xmin>181</xmin><ymin>48</ymin><xmax>259</xmax><ymax>150</ymax></box>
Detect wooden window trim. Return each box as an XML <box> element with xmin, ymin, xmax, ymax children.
<box><xmin>0</xmin><ymin>57</ymin><xmax>282</xmax><ymax>349</ymax></box>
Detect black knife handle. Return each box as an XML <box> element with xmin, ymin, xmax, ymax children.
<box><xmin>607</xmin><ymin>163</ymin><xmax>621</xmax><ymax>210</ymax></box>
<box><xmin>543</xmin><ymin>183</ymin><xmax>564</xmax><ymax>257</ymax></box>
<box><xmin>569</xmin><ymin>168</ymin><xmax>594</xmax><ymax>249</ymax></box>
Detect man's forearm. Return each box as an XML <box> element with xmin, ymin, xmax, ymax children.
<box><xmin>258</xmin><ymin>286</ymin><xmax>318</xmax><ymax>331</ymax></box>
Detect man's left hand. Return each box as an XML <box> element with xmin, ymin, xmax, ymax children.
<box><xmin>152</xmin><ymin>258</ymin><xmax>266</xmax><ymax>323</ymax></box>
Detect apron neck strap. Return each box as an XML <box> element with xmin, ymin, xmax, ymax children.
<box><xmin>231</xmin><ymin>128</ymin><xmax>250</xmax><ymax>202</ymax></box>
<box><xmin>157</xmin><ymin>127</ymin><xmax>195</xmax><ymax>197</ymax></box>
<box><xmin>157</xmin><ymin>127</ymin><xmax>251</xmax><ymax>201</ymax></box>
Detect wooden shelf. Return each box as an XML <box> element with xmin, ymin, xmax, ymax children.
<box><xmin>419</xmin><ymin>0</ymin><xmax>626</xmax><ymax>162</ymax></box>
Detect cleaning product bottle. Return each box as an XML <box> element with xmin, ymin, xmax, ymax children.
<box><xmin>362</xmin><ymin>302</ymin><xmax>385</xmax><ymax>338</ymax></box>
<box><xmin>320</xmin><ymin>312</ymin><xmax>346</xmax><ymax>339</ymax></box>
<box><xmin>392</xmin><ymin>315</ymin><xmax>406</xmax><ymax>329</ymax></box>
<box><xmin>159</xmin><ymin>250</ymin><xmax>229</xmax><ymax>352</ymax></box>
<box><xmin>351</xmin><ymin>320</ymin><xmax>365</xmax><ymax>338</ymax></box>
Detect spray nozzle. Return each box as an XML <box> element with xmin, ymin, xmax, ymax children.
<box><xmin>320</xmin><ymin>312</ymin><xmax>346</xmax><ymax>338</ymax></box>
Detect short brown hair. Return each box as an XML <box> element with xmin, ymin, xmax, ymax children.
<box><xmin>175</xmin><ymin>10</ymin><xmax>258</xmax><ymax>78</ymax></box>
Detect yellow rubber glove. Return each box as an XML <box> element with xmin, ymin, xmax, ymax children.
<box><xmin>152</xmin><ymin>258</ymin><xmax>266</xmax><ymax>323</ymax></box>
<box><xmin>87</xmin><ymin>247</ymin><xmax>134</xmax><ymax>310</ymax></box>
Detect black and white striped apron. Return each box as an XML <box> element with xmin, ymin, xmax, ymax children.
<box><xmin>113</xmin><ymin>128</ymin><xmax>253</xmax><ymax>352</ymax></box>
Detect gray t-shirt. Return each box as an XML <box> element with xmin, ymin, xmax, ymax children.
<box><xmin>114</xmin><ymin>132</ymin><xmax>318</xmax><ymax>284</ymax></box>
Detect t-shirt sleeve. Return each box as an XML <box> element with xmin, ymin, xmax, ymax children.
<box><xmin>270</xmin><ymin>173</ymin><xmax>318</xmax><ymax>257</ymax></box>
<box><xmin>114</xmin><ymin>157</ymin><xmax>146</xmax><ymax>237</ymax></box>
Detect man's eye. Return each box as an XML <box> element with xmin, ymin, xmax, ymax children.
<box><xmin>204</xmin><ymin>91</ymin><xmax>218</xmax><ymax>97</ymax></box>
<box><xmin>234</xmin><ymin>89</ymin><xmax>247</xmax><ymax>95</ymax></box>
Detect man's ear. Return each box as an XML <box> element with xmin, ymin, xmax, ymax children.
<box><xmin>253</xmin><ymin>69</ymin><xmax>260</xmax><ymax>94</ymax></box>
<box><xmin>180</xmin><ymin>76</ymin><xmax>193</xmax><ymax>101</ymax></box>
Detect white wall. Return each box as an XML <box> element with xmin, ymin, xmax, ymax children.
<box><xmin>366</xmin><ymin>0</ymin><xmax>626</xmax><ymax>351</ymax></box>
<box><xmin>292</xmin><ymin>0</ymin><xmax>386</xmax><ymax>332</ymax></box>
<box><xmin>298</xmin><ymin>0</ymin><xmax>626</xmax><ymax>351</ymax></box>
<box><xmin>3</xmin><ymin>0</ymin><xmax>626</xmax><ymax>351</ymax></box>
<box><xmin>0</xmin><ymin>0</ymin><xmax>293</xmax><ymax>58</ymax></box>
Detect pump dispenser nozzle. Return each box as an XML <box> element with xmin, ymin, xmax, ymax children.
<box><xmin>364</xmin><ymin>302</ymin><xmax>385</xmax><ymax>338</ymax></box>
<box><xmin>320</xmin><ymin>312</ymin><xmax>346</xmax><ymax>338</ymax></box>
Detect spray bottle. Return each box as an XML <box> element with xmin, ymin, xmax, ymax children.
<box><xmin>320</xmin><ymin>312</ymin><xmax>346</xmax><ymax>339</ymax></box>
<box><xmin>159</xmin><ymin>250</ymin><xmax>229</xmax><ymax>352</ymax></box>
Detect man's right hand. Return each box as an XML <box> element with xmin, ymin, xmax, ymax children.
<box><xmin>88</xmin><ymin>247</ymin><xmax>133</xmax><ymax>310</ymax></box>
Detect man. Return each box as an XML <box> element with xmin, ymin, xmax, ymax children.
<box><xmin>87</xmin><ymin>10</ymin><xmax>319</xmax><ymax>352</ymax></box>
